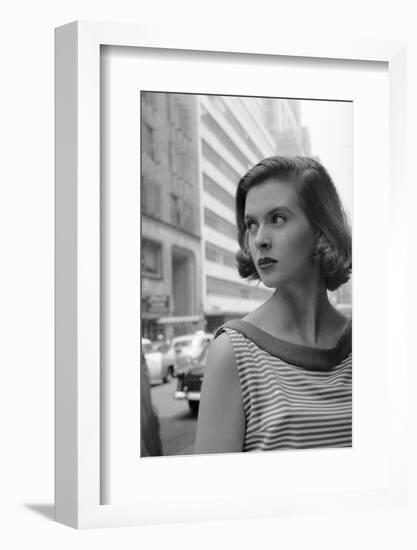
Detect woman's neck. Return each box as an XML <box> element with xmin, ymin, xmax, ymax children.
<box><xmin>250</xmin><ymin>273</ymin><xmax>345</xmax><ymax>348</ymax></box>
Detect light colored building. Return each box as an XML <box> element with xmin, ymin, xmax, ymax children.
<box><xmin>197</xmin><ymin>95</ymin><xmax>279</xmax><ymax>332</ymax></box>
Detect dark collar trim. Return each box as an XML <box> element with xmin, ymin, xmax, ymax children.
<box><xmin>215</xmin><ymin>319</ymin><xmax>352</xmax><ymax>371</ymax></box>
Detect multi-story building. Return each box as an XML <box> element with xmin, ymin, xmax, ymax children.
<box><xmin>262</xmin><ymin>98</ymin><xmax>311</xmax><ymax>156</ymax></box>
<box><xmin>197</xmin><ymin>95</ymin><xmax>280</xmax><ymax>332</ymax></box>
<box><xmin>141</xmin><ymin>92</ymin><xmax>204</xmax><ymax>340</ymax></box>
<box><xmin>141</xmin><ymin>93</ymin><xmax>317</xmax><ymax>340</ymax></box>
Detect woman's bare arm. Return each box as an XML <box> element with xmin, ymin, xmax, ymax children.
<box><xmin>193</xmin><ymin>333</ymin><xmax>245</xmax><ymax>454</ymax></box>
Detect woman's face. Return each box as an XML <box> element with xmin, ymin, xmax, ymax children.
<box><xmin>244</xmin><ymin>179</ymin><xmax>317</xmax><ymax>289</ymax></box>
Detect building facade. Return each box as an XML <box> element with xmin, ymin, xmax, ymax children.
<box><xmin>141</xmin><ymin>92</ymin><xmax>204</xmax><ymax>340</ymax></box>
<box><xmin>141</xmin><ymin>93</ymin><xmax>317</xmax><ymax>340</ymax></box>
<box><xmin>262</xmin><ymin>98</ymin><xmax>311</xmax><ymax>156</ymax></box>
<box><xmin>197</xmin><ymin>95</ymin><xmax>279</xmax><ymax>333</ymax></box>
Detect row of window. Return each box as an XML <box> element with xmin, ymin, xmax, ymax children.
<box><xmin>203</xmin><ymin>173</ymin><xmax>235</xmax><ymax>211</ymax></box>
<box><xmin>204</xmin><ymin>208</ymin><xmax>236</xmax><ymax>241</ymax></box>
<box><xmin>208</xmin><ymin>95</ymin><xmax>265</xmax><ymax>160</ymax></box>
<box><xmin>206</xmin><ymin>276</ymin><xmax>271</xmax><ymax>301</ymax></box>
<box><xmin>205</xmin><ymin>241</ymin><xmax>237</xmax><ymax>268</ymax></box>
<box><xmin>143</xmin><ymin>237</ymin><xmax>239</xmax><ymax>279</ymax></box>
<box><xmin>201</xmin><ymin>140</ymin><xmax>242</xmax><ymax>186</ymax></box>
<box><xmin>201</xmin><ymin>105</ymin><xmax>252</xmax><ymax>171</ymax></box>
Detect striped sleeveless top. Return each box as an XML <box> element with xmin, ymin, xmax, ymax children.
<box><xmin>215</xmin><ymin>320</ymin><xmax>352</xmax><ymax>452</ymax></box>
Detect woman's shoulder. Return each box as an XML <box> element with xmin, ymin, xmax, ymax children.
<box><xmin>194</xmin><ymin>333</ymin><xmax>245</xmax><ymax>453</ymax></box>
<box><xmin>199</xmin><ymin>332</ymin><xmax>241</xmax><ymax>413</ymax></box>
<box><xmin>214</xmin><ymin>320</ymin><xmax>259</xmax><ymax>351</ymax></box>
<box><xmin>210</xmin><ymin>330</ymin><xmax>235</xmax><ymax>361</ymax></box>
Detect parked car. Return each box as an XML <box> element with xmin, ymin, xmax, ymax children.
<box><xmin>141</xmin><ymin>338</ymin><xmax>172</xmax><ymax>384</ymax></box>
<box><xmin>168</xmin><ymin>331</ymin><xmax>213</xmax><ymax>376</ymax></box>
<box><xmin>174</xmin><ymin>338</ymin><xmax>211</xmax><ymax>416</ymax></box>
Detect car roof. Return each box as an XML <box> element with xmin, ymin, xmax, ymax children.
<box><xmin>172</xmin><ymin>333</ymin><xmax>212</xmax><ymax>343</ymax></box>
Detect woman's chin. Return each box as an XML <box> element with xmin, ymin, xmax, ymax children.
<box><xmin>259</xmin><ymin>276</ymin><xmax>279</xmax><ymax>288</ymax></box>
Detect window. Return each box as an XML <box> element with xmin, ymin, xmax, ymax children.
<box><xmin>182</xmin><ymin>199</ymin><xmax>195</xmax><ymax>233</ymax></box>
<box><xmin>203</xmin><ymin>173</ymin><xmax>235</xmax><ymax>211</ymax></box>
<box><xmin>206</xmin><ymin>276</ymin><xmax>271</xmax><ymax>301</ymax></box>
<box><xmin>208</xmin><ymin>96</ymin><xmax>264</xmax><ymax>160</ymax></box>
<box><xmin>205</xmin><ymin>242</ymin><xmax>237</xmax><ymax>268</ymax></box>
<box><xmin>170</xmin><ymin>193</ymin><xmax>181</xmax><ymax>226</ymax></box>
<box><xmin>202</xmin><ymin>140</ymin><xmax>241</xmax><ymax>185</ymax></box>
<box><xmin>142</xmin><ymin>239</ymin><xmax>162</xmax><ymax>279</ymax></box>
<box><xmin>141</xmin><ymin>176</ymin><xmax>161</xmax><ymax>218</ymax></box>
<box><xmin>204</xmin><ymin>208</ymin><xmax>236</xmax><ymax>240</ymax></box>
<box><xmin>201</xmin><ymin>106</ymin><xmax>251</xmax><ymax>170</ymax></box>
<box><xmin>142</xmin><ymin>122</ymin><xmax>155</xmax><ymax>161</ymax></box>
<box><xmin>205</xmin><ymin>242</ymin><xmax>218</xmax><ymax>262</ymax></box>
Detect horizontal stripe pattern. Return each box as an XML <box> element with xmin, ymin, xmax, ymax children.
<box><xmin>223</xmin><ymin>328</ymin><xmax>352</xmax><ymax>452</ymax></box>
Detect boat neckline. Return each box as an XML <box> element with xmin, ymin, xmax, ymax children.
<box><xmin>217</xmin><ymin>319</ymin><xmax>352</xmax><ymax>371</ymax></box>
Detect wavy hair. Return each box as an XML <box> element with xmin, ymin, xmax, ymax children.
<box><xmin>235</xmin><ymin>156</ymin><xmax>352</xmax><ymax>291</ymax></box>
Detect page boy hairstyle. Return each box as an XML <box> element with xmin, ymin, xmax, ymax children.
<box><xmin>235</xmin><ymin>156</ymin><xmax>352</xmax><ymax>292</ymax></box>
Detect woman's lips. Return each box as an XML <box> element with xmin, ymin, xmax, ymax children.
<box><xmin>257</xmin><ymin>258</ymin><xmax>277</xmax><ymax>271</ymax></box>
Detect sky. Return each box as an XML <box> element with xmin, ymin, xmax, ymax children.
<box><xmin>299</xmin><ymin>99</ymin><xmax>353</xmax><ymax>223</ymax></box>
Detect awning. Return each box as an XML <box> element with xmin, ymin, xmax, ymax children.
<box><xmin>157</xmin><ymin>314</ymin><xmax>203</xmax><ymax>325</ymax></box>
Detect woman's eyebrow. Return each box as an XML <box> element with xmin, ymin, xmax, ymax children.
<box><xmin>244</xmin><ymin>205</ymin><xmax>294</xmax><ymax>220</ymax></box>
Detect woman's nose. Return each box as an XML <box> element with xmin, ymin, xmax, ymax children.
<box><xmin>254</xmin><ymin>228</ymin><xmax>271</xmax><ymax>250</ymax></box>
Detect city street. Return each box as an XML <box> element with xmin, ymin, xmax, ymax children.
<box><xmin>150</xmin><ymin>378</ymin><xmax>198</xmax><ymax>456</ymax></box>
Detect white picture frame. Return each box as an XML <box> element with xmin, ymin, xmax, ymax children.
<box><xmin>55</xmin><ymin>21</ymin><xmax>407</xmax><ymax>529</ymax></box>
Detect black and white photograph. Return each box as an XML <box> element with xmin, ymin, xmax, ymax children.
<box><xmin>140</xmin><ymin>92</ymin><xmax>352</xmax><ymax>457</ymax></box>
<box><xmin>2</xmin><ymin>0</ymin><xmax>413</xmax><ymax>541</ymax></box>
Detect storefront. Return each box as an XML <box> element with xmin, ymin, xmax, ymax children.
<box><xmin>156</xmin><ymin>314</ymin><xmax>206</xmax><ymax>339</ymax></box>
<box><xmin>141</xmin><ymin>294</ymin><xmax>170</xmax><ymax>341</ymax></box>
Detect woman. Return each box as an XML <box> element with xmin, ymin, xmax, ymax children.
<box><xmin>141</xmin><ymin>350</ymin><xmax>163</xmax><ymax>456</ymax></box>
<box><xmin>194</xmin><ymin>156</ymin><xmax>352</xmax><ymax>454</ymax></box>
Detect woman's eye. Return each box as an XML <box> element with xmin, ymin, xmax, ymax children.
<box><xmin>246</xmin><ymin>220</ymin><xmax>257</xmax><ymax>232</ymax></box>
<box><xmin>272</xmin><ymin>214</ymin><xmax>286</xmax><ymax>226</ymax></box>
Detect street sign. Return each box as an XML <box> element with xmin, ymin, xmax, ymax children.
<box><xmin>142</xmin><ymin>294</ymin><xmax>170</xmax><ymax>314</ymax></box>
